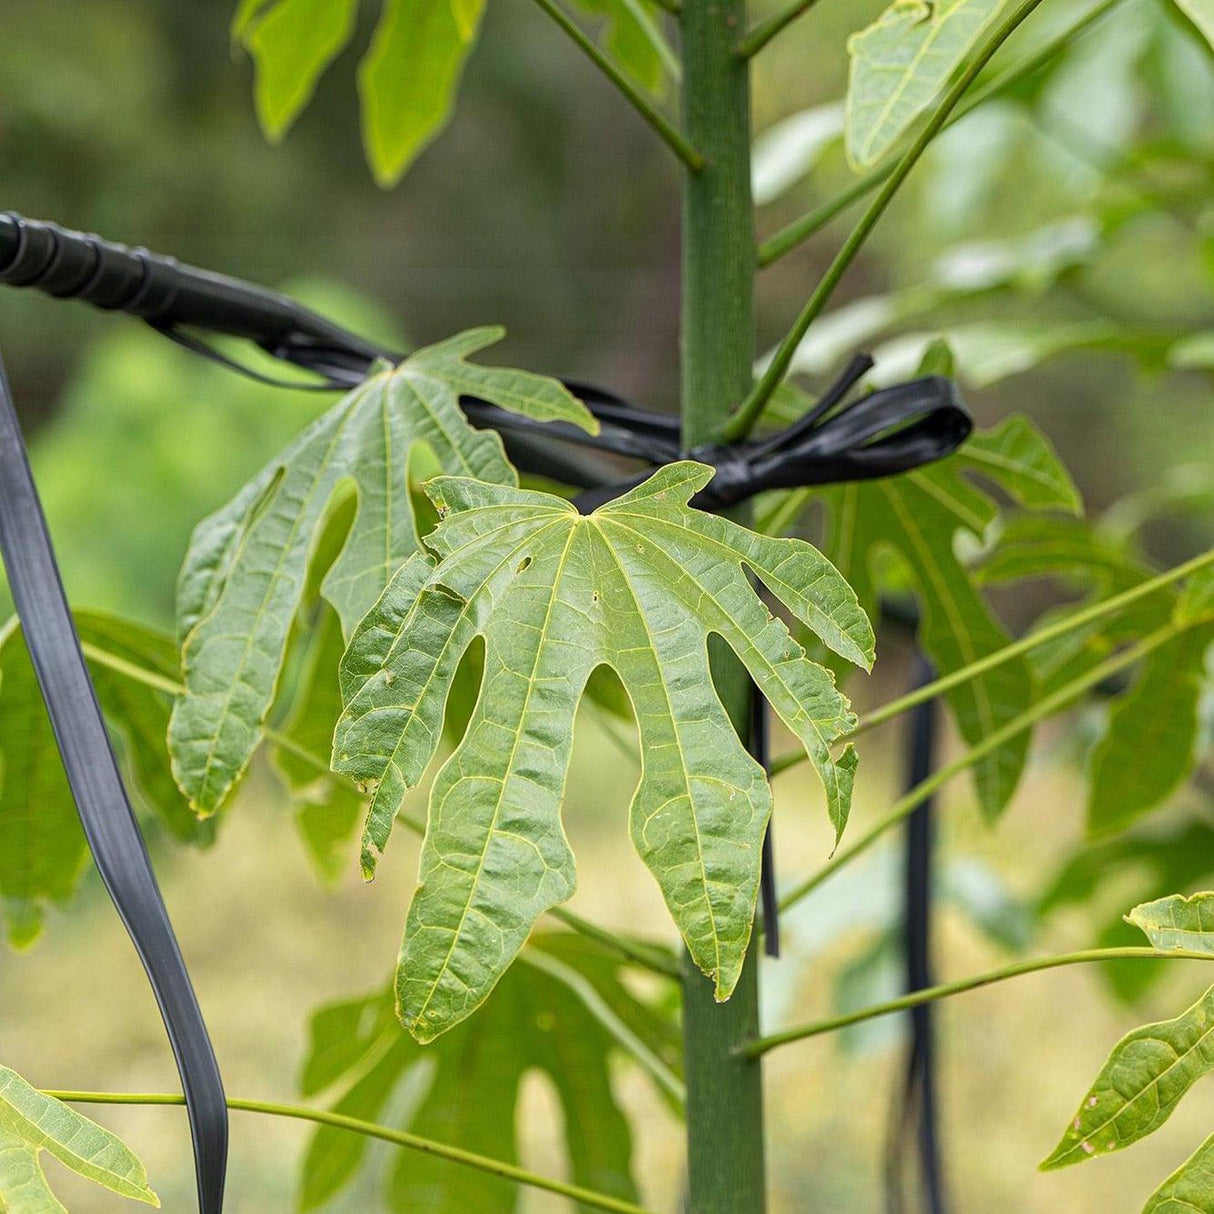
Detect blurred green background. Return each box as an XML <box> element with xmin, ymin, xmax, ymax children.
<box><xmin>0</xmin><ymin>0</ymin><xmax>1212</xmax><ymax>1209</ymax></box>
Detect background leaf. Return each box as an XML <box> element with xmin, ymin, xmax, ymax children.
<box><xmin>297</xmin><ymin>933</ymin><xmax>676</xmax><ymax>1212</ymax></box>
<box><xmin>0</xmin><ymin>614</ymin><xmax>209</xmax><ymax>948</ymax></box>
<box><xmin>358</xmin><ymin>0</ymin><xmax>487</xmax><ymax>187</ymax></box>
<box><xmin>846</xmin><ymin>0</ymin><xmax>1008</xmax><ymax>169</ymax></box>
<box><xmin>239</xmin><ymin>0</ymin><xmax>359</xmax><ymax>139</ymax></box>
<box><xmin>1142</xmin><ymin>1131</ymin><xmax>1214</xmax><ymax>1213</ymax></box>
<box><xmin>1042</xmin><ymin>983</ymin><xmax>1214</xmax><ymax>1170</ymax></box>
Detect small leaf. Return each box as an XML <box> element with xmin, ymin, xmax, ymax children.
<box><xmin>1041</xmin><ymin>984</ymin><xmax>1214</xmax><ymax>1170</ymax></box>
<box><xmin>1128</xmin><ymin>893</ymin><xmax>1214</xmax><ymax>954</ymax></box>
<box><xmin>569</xmin><ymin>0</ymin><xmax>677</xmax><ymax>94</ymax></box>
<box><xmin>298</xmin><ymin>933</ymin><xmax>674</xmax><ymax>1211</ymax></box>
<box><xmin>1142</xmin><ymin>1131</ymin><xmax>1214</xmax><ymax>1213</ymax></box>
<box><xmin>0</xmin><ymin>1064</ymin><xmax>158</xmax><ymax>1208</ymax></box>
<box><xmin>358</xmin><ymin>0</ymin><xmax>487</xmax><ymax>187</ymax></box>
<box><xmin>846</xmin><ymin>0</ymin><xmax>1008</xmax><ymax>169</ymax></box>
<box><xmin>240</xmin><ymin>0</ymin><xmax>359</xmax><ymax>140</ymax></box>
<box><xmin>335</xmin><ymin>461</ymin><xmax>869</xmax><ymax>1037</ymax></box>
<box><xmin>171</xmin><ymin>329</ymin><xmax>587</xmax><ymax>814</ymax></box>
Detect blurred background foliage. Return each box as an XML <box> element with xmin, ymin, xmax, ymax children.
<box><xmin>0</xmin><ymin>0</ymin><xmax>1212</xmax><ymax>1210</ymax></box>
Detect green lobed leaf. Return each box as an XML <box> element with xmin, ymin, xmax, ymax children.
<box><xmin>335</xmin><ymin>461</ymin><xmax>870</xmax><ymax>1037</ymax></box>
<box><xmin>0</xmin><ymin>1064</ymin><xmax>158</xmax><ymax>1208</ymax></box>
<box><xmin>803</xmin><ymin>415</ymin><xmax>1080</xmax><ymax>818</ymax></box>
<box><xmin>239</xmin><ymin>0</ymin><xmax>360</xmax><ymax>140</ymax></box>
<box><xmin>846</xmin><ymin>0</ymin><xmax>1009</xmax><ymax>170</ymax></box>
<box><xmin>0</xmin><ymin>614</ymin><xmax>208</xmax><ymax>948</ymax></box>
<box><xmin>358</xmin><ymin>0</ymin><xmax>487</xmax><ymax>187</ymax></box>
<box><xmin>1041</xmin><ymin>983</ymin><xmax>1214</xmax><ymax>1170</ymax></box>
<box><xmin>1128</xmin><ymin>893</ymin><xmax>1214</xmax><ymax>955</ymax></box>
<box><xmin>170</xmin><ymin>329</ymin><xmax>592</xmax><ymax>815</ymax></box>
<box><xmin>297</xmin><ymin>933</ymin><xmax>675</xmax><ymax>1212</ymax></box>
<box><xmin>1142</xmin><ymin>1132</ymin><xmax>1214</xmax><ymax>1213</ymax></box>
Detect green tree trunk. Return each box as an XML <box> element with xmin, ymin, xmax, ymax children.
<box><xmin>678</xmin><ymin>1</ymin><xmax>767</xmax><ymax>1210</ymax></box>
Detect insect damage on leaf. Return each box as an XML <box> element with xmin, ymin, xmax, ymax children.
<box><xmin>334</xmin><ymin>460</ymin><xmax>872</xmax><ymax>1040</ymax></box>
<box><xmin>169</xmin><ymin>327</ymin><xmax>593</xmax><ymax>815</ymax></box>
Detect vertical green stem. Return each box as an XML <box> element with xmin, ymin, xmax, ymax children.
<box><xmin>679</xmin><ymin>1</ymin><xmax>766</xmax><ymax>1210</ymax></box>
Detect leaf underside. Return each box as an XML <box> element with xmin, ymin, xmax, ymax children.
<box><xmin>170</xmin><ymin>328</ymin><xmax>593</xmax><ymax>815</ymax></box>
<box><xmin>0</xmin><ymin>1064</ymin><xmax>159</xmax><ymax>1210</ymax></box>
<box><xmin>334</xmin><ymin>460</ymin><xmax>871</xmax><ymax>1039</ymax></box>
<box><xmin>846</xmin><ymin>0</ymin><xmax>1008</xmax><ymax>169</ymax></box>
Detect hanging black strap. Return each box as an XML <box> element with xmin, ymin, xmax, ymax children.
<box><xmin>750</xmin><ymin>687</ymin><xmax>780</xmax><ymax>958</ymax></box>
<box><xmin>0</xmin><ymin>351</ymin><xmax>227</xmax><ymax>1214</ymax></box>
<box><xmin>887</xmin><ymin>655</ymin><xmax>947</xmax><ymax>1214</ymax></box>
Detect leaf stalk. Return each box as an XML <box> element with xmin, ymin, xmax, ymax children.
<box><xmin>755</xmin><ymin>0</ymin><xmax>1124</xmax><ymax>268</ymax></box>
<box><xmin>741</xmin><ymin>947</ymin><xmax>1214</xmax><ymax>1057</ymax></box>
<box><xmin>722</xmin><ymin>0</ymin><xmax>1050</xmax><ymax>441</ymax></box>
<box><xmin>43</xmin><ymin>1091</ymin><xmax>657</xmax><ymax>1214</ymax></box>
<box><xmin>736</xmin><ymin>0</ymin><xmax>824</xmax><ymax>59</ymax></box>
<box><xmin>528</xmin><ymin>0</ymin><xmax>705</xmax><ymax>170</ymax></box>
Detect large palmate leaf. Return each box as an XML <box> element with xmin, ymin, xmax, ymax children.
<box><xmin>766</xmin><ymin>414</ymin><xmax>1080</xmax><ymax>818</ymax></box>
<box><xmin>846</xmin><ymin>0</ymin><xmax>1008</xmax><ymax>169</ymax></box>
<box><xmin>0</xmin><ymin>614</ymin><xmax>210</xmax><ymax>948</ymax></box>
<box><xmin>1143</xmin><ymin>1132</ymin><xmax>1214</xmax><ymax>1213</ymax></box>
<box><xmin>335</xmin><ymin>461</ymin><xmax>872</xmax><ymax>1037</ymax></box>
<box><xmin>170</xmin><ymin>329</ymin><xmax>593</xmax><ymax>815</ymax></box>
<box><xmin>1173</xmin><ymin>0</ymin><xmax>1214</xmax><ymax>53</ymax></box>
<box><xmin>297</xmin><ymin>933</ymin><xmax>679</xmax><ymax>1212</ymax></box>
<box><xmin>0</xmin><ymin>1064</ymin><xmax>159</xmax><ymax>1210</ymax></box>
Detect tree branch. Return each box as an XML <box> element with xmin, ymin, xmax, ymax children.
<box><xmin>528</xmin><ymin>0</ymin><xmax>705</xmax><ymax>171</ymax></box>
<box><xmin>737</xmin><ymin>0</ymin><xmax>824</xmax><ymax>59</ymax></box>
<box><xmin>741</xmin><ymin>947</ymin><xmax>1214</xmax><ymax>1057</ymax></box>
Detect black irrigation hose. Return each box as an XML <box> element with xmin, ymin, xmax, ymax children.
<box><xmin>0</xmin><ymin>211</ymin><xmax>974</xmax><ymax>1211</ymax></box>
<box><xmin>0</xmin><ymin>353</ymin><xmax>227</xmax><ymax>1214</ymax></box>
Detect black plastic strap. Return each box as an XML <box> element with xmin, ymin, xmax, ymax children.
<box><xmin>888</xmin><ymin>655</ymin><xmax>947</xmax><ymax>1214</ymax></box>
<box><xmin>0</xmin><ymin>350</ymin><xmax>227</xmax><ymax>1214</ymax></box>
<box><xmin>750</xmin><ymin>687</ymin><xmax>780</xmax><ymax>958</ymax></box>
